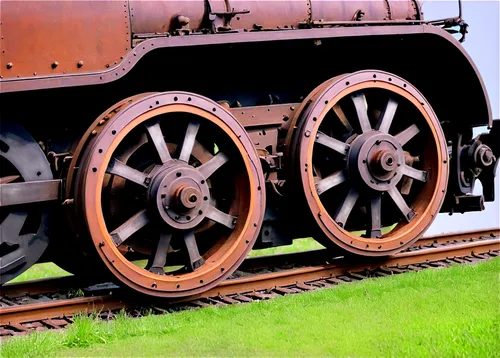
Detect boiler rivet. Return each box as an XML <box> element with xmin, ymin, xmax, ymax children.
<box><xmin>6</xmin><ymin>62</ymin><xmax>13</xmax><ymax>69</ymax></box>
<box><xmin>77</xmin><ymin>60</ymin><xmax>84</xmax><ymax>68</ymax></box>
<box><xmin>51</xmin><ymin>61</ymin><xmax>59</xmax><ymax>69</ymax></box>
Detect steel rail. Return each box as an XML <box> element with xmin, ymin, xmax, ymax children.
<box><xmin>174</xmin><ymin>233</ymin><xmax>499</xmax><ymax>303</ymax></box>
<box><xmin>2</xmin><ymin>228</ymin><xmax>496</xmax><ymax>298</ymax></box>
<box><xmin>0</xmin><ymin>229</ymin><xmax>498</xmax><ymax>330</ymax></box>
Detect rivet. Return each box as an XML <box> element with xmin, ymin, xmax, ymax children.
<box><xmin>51</xmin><ymin>61</ymin><xmax>59</xmax><ymax>69</ymax></box>
<box><xmin>305</xmin><ymin>130</ymin><xmax>311</xmax><ymax>137</ymax></box>
<box><xmin>6</xmin><ymin>62</ymin><xmax>13</xmax><ymax>69</ymax></box>
<box><xmin>77</xmin><ymin>60</ymin><xmax>84</xmax><ymax>68</ymax></box>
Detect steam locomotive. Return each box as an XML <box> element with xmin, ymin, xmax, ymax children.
<box><xmin>1</xmin><ymin>0</ymin><xmax>498</xmax><ymax>298</ymax></box>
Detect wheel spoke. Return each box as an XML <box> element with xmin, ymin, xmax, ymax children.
<box><xmin>144</xmin><ymin>121</ymin><xmax>171</xmax><ymax>164</ymax></box>
<box><xmin>395</xmin><ymin>124</ymin><xmax>420</xmax><ymax>146</ymax></box>
<box><xmin>401</xmin><ymin>165</ymin><xmax>427</xmax><ymax>182</ymax></box>
<box><xmin>183</xmin><ymin>229</ymin><xmax>204</xmax><ymax>271</ymax></box>
<box><xmin>367</xmin><ymin>194</ymin><xmax>382</xmax><ymax>238</ymax></box>
<box><xmin>334</xmin><ymin>187</ymin><xmax>359</xmax><ymax>228</ymax></box>
<box><xmin>332</xmin><ymin>104</ymin><xmax>353</xmax><ymax>132</ymax></box>
<box><xmin>377</xmin><ymin>98</ymin><xmax>398</xmax><ymax>134</ymax></box>
<box><xmin>110</xmin><ymin>209</ymin><xmax>150</xmax><ymax>246</ymax></box>
<box><xmin>351</xmin><ymin>92</ymin><xmax>371</xmax><ymax>133</ymax></box>
<box><xmin>146</xmin><ymin>230</ymin><xmax>172</xmax><ymax>275</ymax></box>
<box><xmin>0</xmin><ymin>212</ymin><xmax>27</xmax><ymax>240</ymax></box>
<box><xmin>387</xmin><ymin>187</ymin><xmax>415</xmax><ymax>222</ymax></box>
<box><xmin>315</xmin><ymin>170</ymin><xmax>347</xmax><ymax>195</ymax></box>
<box><xmin>197</xmin><ymin>152</ymin><xmax>229</xmax><ymax>179</ymax></box>
<box><xmin>106</xmin><ymin>158</ymin><xmax>148</xmax><ymax>187</ymax></box>
<box><xmin>315</xmin><ymin>132</ymin><xmax>350</xmax><ymax>156</ymax></box>
<box><xmin>205</xmin><ymin>205</ymin><xmax>236</xmax><ymax>229</ymax></box>
<box><xmin>178</xmin><ymin>121</ymin><xmax>200</xmax><ymax>162</ymax></box>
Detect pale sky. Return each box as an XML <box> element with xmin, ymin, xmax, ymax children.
<box><xmin>421</xmin><ymin>0</ymin><xmax>499</xmax><ymax>235</ymax></box>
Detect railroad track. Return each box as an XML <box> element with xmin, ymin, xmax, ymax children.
<box><xmin>1</xmin><ymin>228</ymin><xmax>498</xmax><ymax>337</ymax></box>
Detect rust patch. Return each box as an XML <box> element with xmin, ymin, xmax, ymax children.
<box><xmin>0</xmin><ymin>0</ymin><xmax>130</xmax><ymax>79</ymax></box>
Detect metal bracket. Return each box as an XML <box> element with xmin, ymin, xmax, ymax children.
<box><xmin>0</xmin><ymin>179</ymin><xmax>62</xmax><ymax>207</ymax></box>
<box><xmin>209</xmin><ymin>5</ymin><xmax>250</xmax><ymax>32</ymax></box>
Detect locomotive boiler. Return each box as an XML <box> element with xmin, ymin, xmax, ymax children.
<box><xmin>0</xmin><ymin>0</ymin><xmax>498</xmax><ymax>298</ymax></box>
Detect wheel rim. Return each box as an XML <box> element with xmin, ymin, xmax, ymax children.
<box><xmin>77</xmin><ymin>92</ymin><xmax>265</xmax><ymax>297</ymax></box>
<box><xmin>292</xmin><ymin>71</ymin><xmax>448</xmax><ymax>256</ymax></box>
<box><xmin>0</xmin><ymin>122</ymin><xmax>52</xmax><ymax>284</ymax></box>
<box><xmin>57</xmin><ymin>93</ymin><xmax>154</xmax><ymax>276</ymax></box>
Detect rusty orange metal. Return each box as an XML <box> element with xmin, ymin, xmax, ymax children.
<box><xmin>0</xmin><ymin>0</ymin><xmax>130</xmax><ymax>79</ymax></box>
<box><xmin>289</xmin><ymin>70</ymin><xmax>449</xmax><ymax>256</ymax></box>
<box><xmin>74</xmin><ymin>92</ymin><xmax>266</xmax><ymax>297</ymax></box>
<box><xmin>0</xmin><ymin>0</ymin><xmax>497</xmax><ymax>300</ymax></box>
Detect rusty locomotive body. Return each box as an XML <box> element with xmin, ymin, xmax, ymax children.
<box><xmin>0</xmin><ymin>0</ymin><xmax>498</xmax><ymax>297</ymax></box>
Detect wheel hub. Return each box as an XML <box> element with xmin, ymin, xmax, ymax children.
<box><xmin>348</xmin><ymin>132</ymin><xmax>405</xmax><ymax>192</ymax></box>
<box><xmin>149</xmin><ymin>163</ymin><xmax>210</xmax><ymax>230</ymax></box>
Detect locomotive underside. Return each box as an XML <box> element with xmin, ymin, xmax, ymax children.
<box><xmin>0</xmin><ymin>0</ymin><xmax>498</xmax><ymax>298</ymax></box>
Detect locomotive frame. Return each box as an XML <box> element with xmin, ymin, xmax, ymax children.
<box><xmin>0</xmin><ymin>0</ymin><xmax>498</xmax><ymax>298</ymax></box>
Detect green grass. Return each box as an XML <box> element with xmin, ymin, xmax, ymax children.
<box><xmin>6</xmin><ymin>262</ymin><xmax>71</xmax><ymax>284</ymax></box>
<box><xmin>2</xmin><ymin>258</ymin><xmax>499</xmax><ymax>357</ymax></box>
<box><xmin>248</xmin><ymin>237</ymin><xmax>324</xmax><ymax>257</ymax></box>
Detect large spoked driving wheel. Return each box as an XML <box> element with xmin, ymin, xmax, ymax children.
<box><xmin>290</xmin><ymin>70</ymin><xmax>448</xmax><ymax>256</ymax></box>
<box><xmin>75</xmin><ymin>92</ymin><xmax>265</xmax><ymax>297</ymax></box>
<box><xmin>0</xmin><ymin>122</ymin><xmax>52</xmax><ymax>284</ymax></box>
